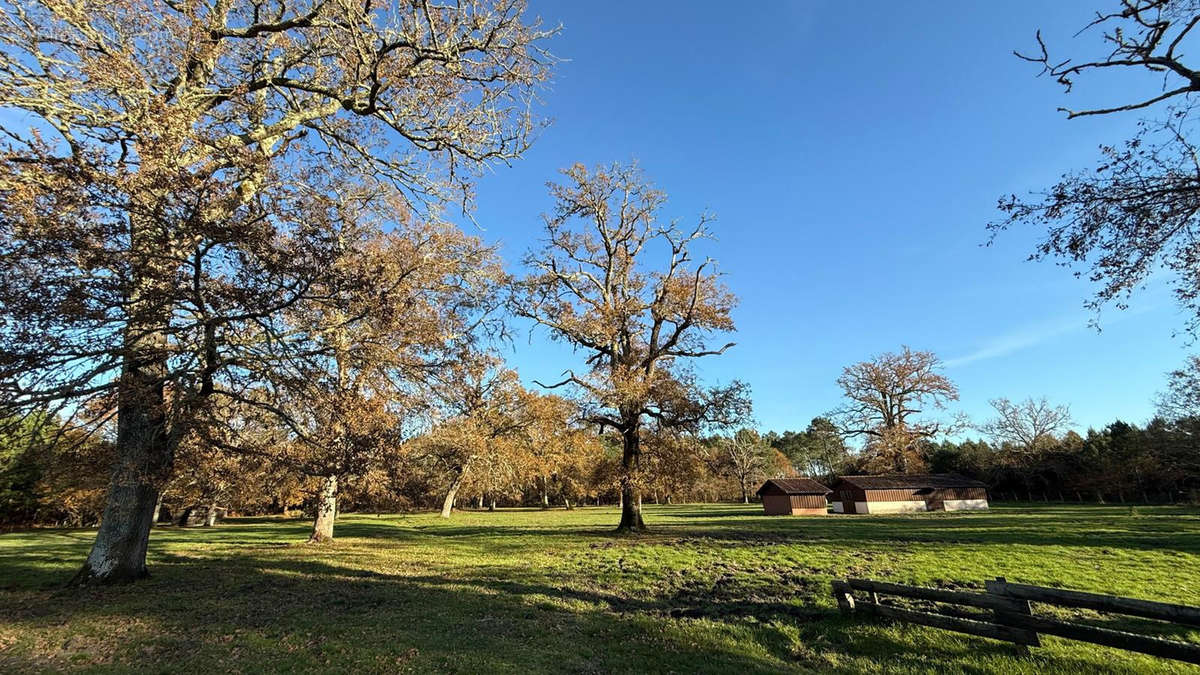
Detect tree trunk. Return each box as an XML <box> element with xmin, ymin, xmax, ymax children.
<box><xmin>441</xmin><ymin>466</ymin><xmax>467</xmax><ymax>519</ymax></box>
<box><xmin>489</xmin><ymin>497</ymin><xmax>496</xmax><ymax>511</ymax></box>
<box><xmin>204</xmin><ymin>502</ymin><xmax>218</xmax><ymax>527</ymax></box>
<box><xmin>741</xmin><ymin>483</ymin><xmax>749</xmax><ymax>504</ymax></box>
<box><xmin>151</xmin><ymin>491</ymin><xmax>164</xmax><ymax>528</ymax></box>
<box><xmin>477</xmin><ymin>494</ymin><xmax>484</xmax><ymax>509</ymax></box>
<box><xmin>564</xmin><ymin>497</ymin><xmax>572</xmax><ymax>510</ymax></box>
<box><xmin>616</xmin><ymin>423</ymin><xmax>646</xmax><ymax>532</ymax></box>
<box><xmin>72</xmin><ymin>342</ymin><xmax>173</xmax><ymax>585</ymax></box>
<box><xmin>308</xmin><ymin>475</ymin><xmax>338</xmax><ymax>543</ymax></box>
<box><xmin>542</xmin><ymin>476</ymin><xmax>550</xmax><ymax>508</ymax></box>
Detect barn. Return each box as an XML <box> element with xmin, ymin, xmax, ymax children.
<box><xmin>829</xmin><ymin>473</ymin><xmax>989</xmax><ymax>514</ymax></box>
<box><xmin>756</xmin><ymin>478</ymin><xmax>831</xmax><ymax>515</ymax></box>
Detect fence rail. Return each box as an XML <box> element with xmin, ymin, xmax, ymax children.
<box><xmin>832</xmin><ymin>577</ymin><xmax>1200</xmax><ymax>665</ymax></box>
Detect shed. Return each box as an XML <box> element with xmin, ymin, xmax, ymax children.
<box><xmin>756</xmin><ymin>478</ymin><xmax>831</xmax><ymax>515</ymax></box>
<box><xmin>829</xmin><ymin>473</ymin><xmax>988</xmax><ymax>514</ymax></box>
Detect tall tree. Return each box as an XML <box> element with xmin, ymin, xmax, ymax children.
<box><xmin>795</xmin><ymin>417</ymin><xmax>849</xmax><ymax>480</ymax></box>
<box><xmin>1157</xmin><ymin>355</ymin><xmax>1200</xmax><ymax>419</ymax></box>
<box><xmin>278</xmin><ymin>216</ymin><xmax>504</xmax><ymax>541</ymax></box>
<box><xmin>721</xmin><ymin>429</ymin><xmax>772</xmax><ymax>503</ymax></box>
<box><xmin>423</xmin><ymin>359</ymin><xmax>532</xmax><ymax>519</ymax></box>
<box><xmin>513</xmin><ymin>163</ymin><xmax>750</xmax><ymax>531</ymax></box>
<box><xmin>832</xmin><ymin>347</ymin><xmax>959</xmax><ymax>473</ymax></box>
<box><xmin>0</xmin><ymin>0</ymin><xmax>552</xmax><ymax>583</ymax></box>
<box><xmin>990</xmin><ymin>0</ymin><xmax>1200</xmax><ymax>333</ymax></box>
<box><xmin>979</xmin><ymin>397</ymin><xmax>1073</xmax><ymax>454</ymax></box>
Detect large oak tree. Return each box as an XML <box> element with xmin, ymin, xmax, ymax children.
<box><xmin>832</xmin><ymin>347</ymin><xmax>958</xmax><ymax>473</ymax></box>
<box><xmin>512</xmin><ymin>163</ymin><xmax>749</xmax><ymax>532</ymax></box>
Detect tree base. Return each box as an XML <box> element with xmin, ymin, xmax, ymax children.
<box><xmin>69</xmin><ymin>562</ymin><xmax>149</xmax><ymax>587</ymax></box>
<box><xmin>614</xmin><ymin>511</ymin><xmax>647</xmax><ymax>533</ymax></box>
<box><xmin>306</xmin><ymin>533</ymin><xmax>333</xmax><ymax>544</ymax></box>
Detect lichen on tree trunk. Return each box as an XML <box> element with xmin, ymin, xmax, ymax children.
<box><xmin>72</xmin><ymin>339</ymin><xmax>173</xmax><ymax>585</ymax></box>
<box><xmin>615</xmin><ymin>424</ymin><xmax>646</xmax><ymax>532</ymax></box>
<box><xmin>151</xmin><ymin>491</ymin><xmax>164</xmax><ymax>528</ymax></box>
<box><xmin>308</xmin><ymin>475</ymin><xmax>338</xmax><ymax>543</ymax></box>
<box><xmin>441</xmin><ymin>466</ymin><xmax>467</xmax><ymax>518</ymax></box>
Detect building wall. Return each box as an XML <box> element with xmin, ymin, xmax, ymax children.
<box><xmin>933</xmin><ymin>487</ymin><xmax>988</xmax><ymax>501</ymax></box>
<box><xmin>944</xmin><ymin>498</ymin><xmax>989</xmax><ymax>511</ymax></box>
<box><xmin>863</xmin><ymin>488</ymin><xmax>923</xmax><ymax>502</ymax></box>
<box><xmin>790</xmin><ymin>494</ymin><xmax>828</xmax><ymax>511</ymax></box>
<box><xmin>762</xmin><ymin>495</ymin><xmax>791</xmax><ymax>515</ymax></box>
<box><xmin>763</xmin><ymin>494</ymin><xmax>828</xmax><ymax>515</ymax></box>
<box><xmin>859</xmin><ymin>500</ymin><xmax>928</xmax><ymax>514</ymax></box>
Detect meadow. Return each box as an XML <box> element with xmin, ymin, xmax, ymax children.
<box><xmin>1</xmin><ymin>504</ymin><xmax>1198</xmax><ymax>673</ymax></box>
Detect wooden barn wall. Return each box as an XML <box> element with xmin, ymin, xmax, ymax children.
<box><xmin>931</xmin><ymin>487</ymin><xmax>987</xmax><ymax>501</ymax></box>
<box><xmin>859</xmin><ymin>487</ymin><xmax>987</xmax><ymax>502</ymax></box>
<box><xmin>835</xmin><ymin>487</ymin><xmax>866</xmax><ymax>503</ymax></box>
<box><xmin>762</xmin><ymin>495</ymin><xmax>792</xmax><ymax>515</ymax></box>
<box><xmin>790</xmin><ymin>494</ymin><xmax>827</xmax><ymax>510</ymax></box>
<box><xmin>863</xmin><ymin>489</ymin><xmax>923</xmax><ymax>502</ymax></box>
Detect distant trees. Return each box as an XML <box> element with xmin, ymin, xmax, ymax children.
<box><xmin>0</xmin><ymin>414</ymin><xmax>111</xmax><ymax>529</ymax></box>
<box><xmin>769</xmin><ymin>417</ymin><xmax>849</xmax><ymax>481</ymax></box>
<box><xmin>992</xmin><ymin>0</ymin><xmax>1200</xmax><ymax>334</ymax></box>
<box><xmin>512</xmin><ymin>163</ymin><xmax>750</xmax><ymax>532</ymax></box>
<box><xmin>927</xmin><ymin>417</ymin><xmax>1200</xmax><ymax>504</ymax></box>
<box><xmin>719</xmin><ymin>429</ymin><xmax>774</xmax><ymax>503</ymax></box>
<box><xmin>422</xmin><ymin>361</ymin><xmax>532</xmax><ymax>518</ymax></box>
<box><xmin>979</xmin><ymin>397</ymin><xmax>1073</xmax><ymax>455</ymax></box>
<box><xmin>832</xmin><ymin>347</ymin><xmax>959</xmax><ymax>473</ymax></box>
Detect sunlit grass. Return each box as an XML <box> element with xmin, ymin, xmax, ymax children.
<box><xmin>1</xmin><ymin>504</ymin><xmax>1198</xmax><ymax>673</ymax></box>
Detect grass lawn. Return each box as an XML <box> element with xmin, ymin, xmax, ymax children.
<box><xmin>1</xmin><ymin>503</ymin><xmax>1199</xmax><ymax>673</ymax></box>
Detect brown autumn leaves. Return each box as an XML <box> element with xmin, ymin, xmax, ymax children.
<box><xmin>0</xmin><ymin>0</ymin><xmax>756</xmax><ymax>578</ymax></box>
<box><xmin>0</xmin><ymin>0</ymin><xmax>982</xmax><ymax>584</ymax></box>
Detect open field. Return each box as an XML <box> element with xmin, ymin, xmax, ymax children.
<box><xmin>1</xmin><ymin>504</ymin><xmax>1199</xmax><ymax>673</ymax></box>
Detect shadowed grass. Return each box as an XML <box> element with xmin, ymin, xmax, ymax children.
<box><xmin>0</xmin><ymin>504</ymin><xmax>1198</xmax><ymax>673</ymax></box>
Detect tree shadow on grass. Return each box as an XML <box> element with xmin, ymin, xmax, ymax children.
<box><xmin>0</xmin><ymin>553</ymin><xmax>827</xmax><ymax>674</ymax></box>
<box><xmin>2</xmin><ymin>523</ymin><xmax>1189</xmax><ymax>673</ymax></box>
<box><xmin>0</xmin><ymin>551</ymin><xmax>1151</xmax><ymax>674</ymax></box>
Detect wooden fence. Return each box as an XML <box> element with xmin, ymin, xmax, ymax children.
<box><xmin>831</xmin><ymin>577</ymin><xmax>1200</xmax><ymax>665</ymax></box>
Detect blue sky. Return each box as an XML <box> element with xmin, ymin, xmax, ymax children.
<box><xmin>465</xmin><ymin>1</ymin><xmax>1191</xmax><ymax>436</ymax></box>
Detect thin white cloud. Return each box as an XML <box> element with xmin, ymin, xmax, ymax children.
<box><xmin>944</xmin><ymin>318</ymin><xmax>1080</xmax><ymax>368</ymax></box>
<box><xmin>945</xmin><ymin>304</ymin><xmax>1159</xmax><ymax>368</ymax></box>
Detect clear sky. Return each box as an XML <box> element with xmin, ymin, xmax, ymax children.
<box><xmin>462</xmin><ymin>1</ymin><xmax>1191</xmax><ymax>436</ymax></box>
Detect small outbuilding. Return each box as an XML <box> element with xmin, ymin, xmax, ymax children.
<box><xmin>829</xmin><ymin>473</ymin><xmax>989</xmax><ymax>514</ymax></box>
<box><xmin>756</xmin><ymin>478</ymin><xmax>832</xmax><ymax>515</ymax></box>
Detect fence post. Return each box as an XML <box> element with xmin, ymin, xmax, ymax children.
<box><xmin>831</xmin><ymin>580</ymin><xmax>856</xmax><ymax>614</ymax></box>
<box><xmin>986</xmin><ymin>577</ymin><xmax>1041</xmax><ymax>651</ymax></box>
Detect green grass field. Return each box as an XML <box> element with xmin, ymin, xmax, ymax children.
<box><xmin>1</xmin><ymin>504</ymin><xmax>1199</xmax><ymax>673</ymax></box>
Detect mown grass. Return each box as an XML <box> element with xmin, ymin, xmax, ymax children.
<box><xmin>1</xmin><ymin>503</ymin><xmax>1198</xmax><ymax>673</ymax></box>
